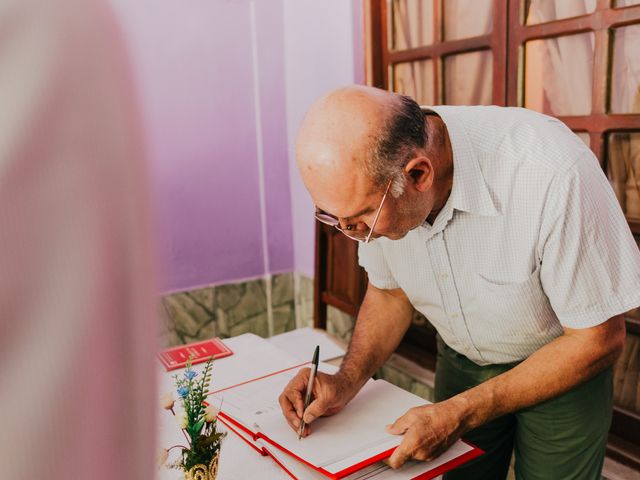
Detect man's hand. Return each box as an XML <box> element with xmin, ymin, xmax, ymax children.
<box><xmin>386</xmin><ymin>397</ymin><xmax>470</xmax><ymax>469</ymax></box>
<box><xmin>278</xmin><ymin>370</ymin><xmax>358</xmax><ymax>437</ymax></box>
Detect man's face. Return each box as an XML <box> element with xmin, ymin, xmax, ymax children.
<box><xmin>311</xmin><ymin>174</ymin><xmax>429</xmax><ymax>243</ymax></box>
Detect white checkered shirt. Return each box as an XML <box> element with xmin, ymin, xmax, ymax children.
<box><xmin>359</xmin><ymin>106</ymin><xmax>640</xmax><ymax>365</ymax></box>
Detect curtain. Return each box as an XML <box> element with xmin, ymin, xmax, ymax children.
<box><xmin>392</xmin><ymin>0</ymin><xmax>493</xmax><ymax>105</ymax></box>
<box><xmin>525</xmin><ymin>0</ymin><xmax>595</xmax><ymax>115</ymax></box>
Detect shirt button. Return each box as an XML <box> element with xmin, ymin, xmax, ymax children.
<box><xmin>449</xmin><ymin>312</ymin><xmax>460</xmax><ymax>319</ymax></box>
<box><xmin>440</xmin><ymin>272</ymin><xmax>449</xmax><ymax>279</ymax></box>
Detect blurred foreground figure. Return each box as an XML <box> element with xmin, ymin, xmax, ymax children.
<box><xmin>0</xmin><ymin>0</ymin><xmax>157</xmax><ymax>478</ymax></box>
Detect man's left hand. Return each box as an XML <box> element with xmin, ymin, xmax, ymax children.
<box><xmin>386</xmin><ymin>398</ymin><xmax>470</xmax><ymax>469</ymax></box>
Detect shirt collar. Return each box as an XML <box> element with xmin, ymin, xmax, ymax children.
<box><xmin>423</xmin><ymin>106</ymin><xmax>499</xmax><ymax>218</ymax></box>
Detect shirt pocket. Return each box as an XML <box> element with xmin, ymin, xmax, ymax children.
<box><xmin>473</xmin><ymin>266</ymin><xmax>560</xmax><ymax>338</ymax></box>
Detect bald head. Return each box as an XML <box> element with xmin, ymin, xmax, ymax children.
<box><xmin>296</xmin><ymin>86</ymin><xmax>393</xmax><ymax>182</ymax></box>
<box><xmin>295</xmin><ymin>86</ymin><xmax>427</xmax><ymax>217</ymax></box>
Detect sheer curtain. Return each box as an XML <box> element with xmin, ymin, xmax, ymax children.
<box><xmin>392</xmin><ymin>0</ymin><xmax>493</xmax><ymax>105</ymax></box>
<box><xmin>525</xmin><ymin>0</ymin><xmax>596</xmax><ymax>115</ymax></box>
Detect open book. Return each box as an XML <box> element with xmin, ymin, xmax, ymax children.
<box><xmin>209</xmin><ymin>360</ymin><xmax>481</xmax><ymax>479</ymax></box>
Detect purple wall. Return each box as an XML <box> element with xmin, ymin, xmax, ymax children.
<box><xmin>109</xmin><ymin>0</ymin><xmax>363</xmax><ymax>292</ymax></box>
<box><xmin>284</xmin><ymin>0</ymin><xmax>365</xmax><ymax>278</ymax></box>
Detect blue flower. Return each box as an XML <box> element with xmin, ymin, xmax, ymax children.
<box><xmin>184</xmin><ymin>370</ymin><xmax>197</xmax><ymax>381</ymax></box>
<box><xmin>178</xmin><ymin>386</ymin><xmax>189</xmax><ymax>398</ymax></box>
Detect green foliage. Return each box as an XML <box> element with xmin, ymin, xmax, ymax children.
<box><xmin>173</xmin><ymin>356</ymin><xmax>226</xmax><ymax>471</ymax></box>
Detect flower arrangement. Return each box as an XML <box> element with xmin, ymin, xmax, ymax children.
<box><xmin>159</xmin><ymin>356</ymin><xmax>225</xmax><ymax>480</ymax></box>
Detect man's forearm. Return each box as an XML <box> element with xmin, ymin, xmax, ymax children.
<box><xmin>337</xmin><ymin>285</ymin><xmax>414</xmax><ymax>391</ymax></box>
<box><xmin>453</xmin><ymin>315</ymin><xmax>626</xmax><ymax>432</ymax></box>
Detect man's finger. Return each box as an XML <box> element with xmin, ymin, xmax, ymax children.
<box><xmin>302</xmin><ymin>397</ymin><xmax>328</xmax><ymax>424</ymax></box>
<box><xmin>278</xmin><ymin>393</ymin><xmax>301</xmax><ymax>430</ymax></box>
<box><xmin>386</xmin><ymin>412</ymin><xmax>411</xmax><ymax>435</ymax></box>
<box><xmin>387</xmin><ymin>441</ymin><xmax>412</xmax><ymax>469</ymax></box>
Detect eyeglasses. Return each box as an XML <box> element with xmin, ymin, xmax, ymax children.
<box><xmin>315</xmin><ymin>180</ymin><xmax>392</xmax><ymax>243</ymax></box>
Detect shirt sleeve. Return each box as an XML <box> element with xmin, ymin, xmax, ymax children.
<box><xmin>539</xmin><ymin>152</ymin><xmax>640</xmax><ymax>328</ymax></box>
<box><xmin>358</xmin><ymin>240</ymin><xmax>400</xmax><ymax>290</ymax></box>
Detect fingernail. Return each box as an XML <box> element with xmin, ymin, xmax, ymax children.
<box><xmin>303</xmin><ymin>413</ymin><xmax>315</xmax><ymax>423</ymax></box>
<box><xmin>293</xmin><ymin>418</ymin><xmax>300</xmax><ymax>428</ymax></box>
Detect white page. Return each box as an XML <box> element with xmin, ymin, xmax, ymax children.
<box><xmin>214</xmin><ymin>371</ymin><xmax>430</xmax><ymax>475</ymax></box>
<box><xmin>211</xmin><ymin>363</ymin><xmax>339</xmax><ymax>431</ymax></box>
<box><xmin>260</xmin><ymin>437</ymin><xmax>472</xmax><ymax>480</ymax></box>
<box><xmin>268</xmin><ymin>327</ymin><xmax>346</xmax><ymax>362</ymax></box>
<box><xmin>256</xmin><ymin>379</ymin><xmax>427</xmax><ymax>473</ymax></box>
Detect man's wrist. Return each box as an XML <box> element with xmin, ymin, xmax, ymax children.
<box><xmin>335</xmin><ymin>366</ymin><xmax>367</xmax><ymax>398</ymax></box>
<box><xmin>447</xmin><ymin>393</ymin><xmax>476</xmax><ymax>434</ymax></box>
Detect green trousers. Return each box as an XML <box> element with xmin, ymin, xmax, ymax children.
<box><xmin>435</xmin><ymin>338</ymin><xmax>613</xmax><ymax>480</ymax></box>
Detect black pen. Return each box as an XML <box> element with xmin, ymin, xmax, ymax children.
<box><xmin>298</xmin><ymin>345</ymin><xmax>320</xmax><ymax>440</ymax></box>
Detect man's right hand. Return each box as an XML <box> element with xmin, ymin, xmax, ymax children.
<box><xmin>278</xmin><ymin>369</ymin><xmax>358</xmax><ymax>437</ymax></box>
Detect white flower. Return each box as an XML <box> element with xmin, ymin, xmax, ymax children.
<box><xmin>157</xmin><ymin>448</ymin><xmax>169</xmax><ymax>468</ymax></box>
<box><xmin>177</xmin><ymin>411</ymin><xmax>188</xmax><ymax>429</ymax></box>
<box><xmin>160</xmin><ymin>392</ymin><xmax>174</xmax><ymax>410</ymax></box>
<box><xmin>204</xmin><ymin>404</ymin><xmax>219</xmax><ymax>423</ymax></box>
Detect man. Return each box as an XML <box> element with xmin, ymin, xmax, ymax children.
<box><xmin>279</xmin><ymin>86</ymin><xmax>640</xmax><ymax>479</ymax></box>
<box><xmin>0</xmin><ymin>0</ymin><xmax>157</xmax><ymax>478</ymax></box>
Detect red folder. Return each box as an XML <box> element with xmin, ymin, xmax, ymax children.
<box><xmin>158</xmin><ymin>338</ymin><xmax>233</xmax><ymax>371</ymax></box>
<box><xmin>210</xmin><ymin>363</ymin><xmax>483</xmax><ymax>480</ymax></box>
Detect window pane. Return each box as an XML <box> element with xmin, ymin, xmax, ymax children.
<box><xmin>392</xmin><ymin>60</ymin><xmax>436</xmax><ymax>105</ymax></box>
<box><xmin>524</xmin><ymin>33</ymin><xmax>594</xmax><ymax>116</ymax></box>
<box><xmin>575</xmin><ymin>132</ymin><xmax>590</xmax><ymax>147</ymax></box>
<box><xmin>610</xmin><ymin>24</ymin><xmax>640</xmax><ymax>114</ymax></box>
<box><xmin>526</xmin><ymin>0</ymin><xmax>596</xmax><ymax>24</ymax></box>
<box><xmin>443</xmin><ymin>50</ymin><xmax>493</xmax><ymax>105</ymax></box>
<box><xmin>391</xmin><ymin>0</ymin><xmax>435</xmax><ymax>50</ymax></box>
<box><xmin>443</xmin><ymin>0</ymin><xmax>493</xmax><ymax>41</ymax></box>
<box><xmin>607</xmin><ymin>132</ymin><xmax>640</xmax><ymax>220</ymax></box>
<box><xmin>615</xmin><ymin>0</ymin><xmax>640</xmax><ymax>7</ymax></box>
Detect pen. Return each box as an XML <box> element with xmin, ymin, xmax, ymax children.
<box><xmin>298</xmin><ymin>345</ymin><xmax>320</xmax><ymax>440</ymax></box>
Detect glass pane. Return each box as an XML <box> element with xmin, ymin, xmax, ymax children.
<box><xmin>610</xmin><ymin>24</ymin><xmax>640</xmax><ymax>114</ymax></box>
<box><xmin>391</xmin><ymin>0</ymin><xmax>435</xmax><ymax>50</ymax></box>
<box><xmin>443</xmin><ymin>0</ymin><xmax>493</xmax><ymax>41</ymax></box>
<box><xmin>524</xmin><ymin>33</ymin><xmax>594</xmax><ymax>116</ymax></box>
<box><xmin>607</xmin><ymin>132</ymin><xmax>640</xmax><ymax>220</ymax></box>
<box><xmin>526</xmin><ymin>0</ymin><xmax>596</xmax><ymax>24</ymax></box>
<box><xmin>615</xmin><ymin>0</ymin><xmax>640</xmax><ymax>7</ymax></box>
<box><xmin>443</xmin><ymin>50</ymin><xmax>493</xmax><ymax>105</ymax></box>
<box><xmin>575</xmin><ymin>132</ymin><xmax>590</xmax><ymax>147</ymax></box>
<box><xmin>392</xmin><ymin>59</ymin><xmax>436</xmax><ymax>105</ymax></box>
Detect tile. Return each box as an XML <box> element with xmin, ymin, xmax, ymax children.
<box><xmin>272</xmin><ymin>302</ymin><xmax>296</xmax><ymax>335</ymax></box>
<box><xmin>218</xmin><ymin>279</ymin><xmax>267</xmax><ymax>328</ymax></box>
<box><xmin>229</xmin><ymin>312</ymin><xmax>269</xmax><ymax>338</ymax></box>
<box><xmin>271</xmin><ymin>272</ymin><xmax>294</xmax><ymax>306</ymax></box>
<box><xmin>409</xmin><ymin>381</ymin><xmax>434</xmax><ymax>402</ymax></box>
<box><xmin>326</xmin><ymin>306</ymin><xmax>355</xmax><ymax>343</ymax></box>
<box><xmin>294</xmin><ymin>273</ymin><xmax>314</xmax><ymax>329</ymax></box>
<box><xmin>376</xmin><ymin>364</ymin><xmax>413</xmax><ymax>392</ymax></box>
<box><xmin>161</xmin><ymin>291</ymin><xmax>217</xmax><ymax>346</ymax></box>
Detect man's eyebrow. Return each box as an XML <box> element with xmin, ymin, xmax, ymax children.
<box><xmin>343</xmin><ymin>207</ymin><xmax>373</xmax><ymax>222</ymax></box>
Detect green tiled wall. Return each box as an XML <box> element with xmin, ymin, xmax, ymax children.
<box><xmin>160</xmin><ymin>273</ymin><xmax>313</xmax><ymax>348</ymax></box>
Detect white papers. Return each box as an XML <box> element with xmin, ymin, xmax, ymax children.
<box><xmin>269</xmin><ymin>327</ymin><xmax>346</xmax><ymax>362</ymax></box>
<box><xmin>260</xmin><ymin>436</ymin><xmax>473</xmax><ymax>480</ymax></box>
<box><xmin>212</xmin><ymin>359</ymin><xmax>430</xmax><ymax>476</ymax></box>
<box><xmin>255</xmin><ymin>379</ymin><xmax>426</xmax><ymax>474</ymax></box>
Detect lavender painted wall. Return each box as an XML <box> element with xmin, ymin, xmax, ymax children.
<box><xmin>109</xmin><ymin>0</ymin><xmax>294</xmax><ymax>292</ymax></box>
<box><xmin>108</xmin><ymin>0</ymin><xmax>363</xmax><ymax>291</ymax></box>
<box><xmin>284</xmin><ymin>0</ymin><xmax>365</xmax><ymax>278</ymax></box>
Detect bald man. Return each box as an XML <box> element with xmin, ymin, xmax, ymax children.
<box><xmin>279</xmin><ymin>86</ymin><xmax>640</xmax><ymax>480</ymax></box>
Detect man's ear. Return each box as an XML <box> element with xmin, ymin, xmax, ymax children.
<box><xmin>404</xmin><ymin>156</ymin><xmax>434</xmax><ymax>192</ymax></box>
